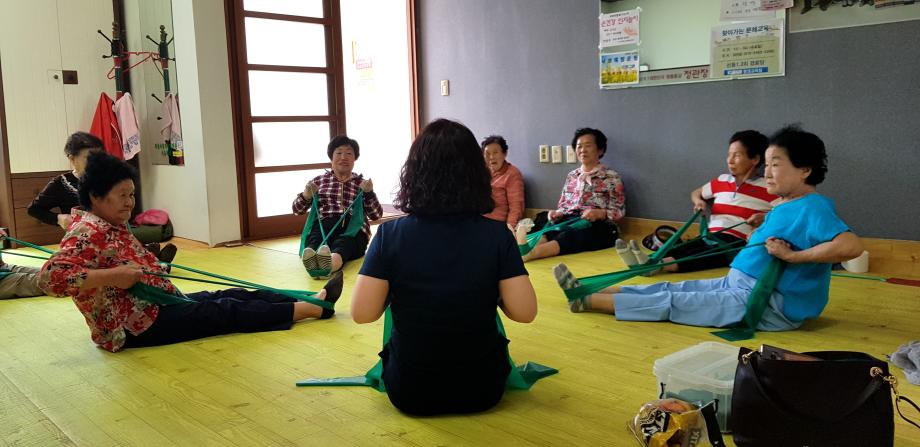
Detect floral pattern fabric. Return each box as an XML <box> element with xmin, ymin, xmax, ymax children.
<box><xmin>555</xmin><ymin>164</ymin><xmax>626</xmax><ymax>222</ymax></box>
<box><xmin>39</xmin><ymin>209</ymin><xmax>173</xmax><ymax>352</ymax></box>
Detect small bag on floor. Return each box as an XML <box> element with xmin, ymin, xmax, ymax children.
<box><xmin>730</xmin><ymin>347</ymin><xmax>920</xmax><ymax>447</ymax></box>
<box><xmin>627</xmin><ymin>398</ymin><xmax>725</xmax><ymax>447</ymax></box>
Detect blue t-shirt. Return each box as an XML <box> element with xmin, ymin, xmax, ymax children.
<box><xmin>359</xmin><ymin>214</ymin><xmax>527</xmax><ymax>379</ymax></box>
<box><xmin>731</xmin><ymin>194</ymin><xmax>850</xmax><ymax>322</ymax></box>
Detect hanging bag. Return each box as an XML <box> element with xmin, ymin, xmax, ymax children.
<box><xmin>730</xmin><ymin>347</ymin><xmax>920</xmax><ymax>447</ymax></box>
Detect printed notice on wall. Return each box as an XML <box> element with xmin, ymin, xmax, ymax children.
<box><xmin>760</xmin><ymin>0</ymin><xmax>793</xmax><ymax>11</ymax></box>
<box><xmin>600</xmin><ymin>51</ymin><xmax>639</xmax><ymax>88</ymax></box>
<box><xmin>599</xmin><ymin>9</ymin><xmax>640</xmax><ymax>48</ymax></box>
<box><xmin>710</xmin><ymin>19</ymin><xmax>783</xmax><ymax>79</ymax></box>
<box><xmin>720</xmin><ymin>0</ymin><xmax>774</xmax><ymax>20</ymax></box>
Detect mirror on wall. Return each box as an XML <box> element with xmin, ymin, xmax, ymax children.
<box><xmin>599</xmin><ymin>0</ymin><xmax>787</xmax><ymax>89</ymax></box>
<box><xmin>128</xmin><ymin>0</ymin><xmax>183</xmax><ymax>165</ymax></box>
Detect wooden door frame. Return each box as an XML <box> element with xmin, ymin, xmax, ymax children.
<box><xmin>226</xmin><ymin>0</ymin><xmax>419</xmax><ymax>240</ymax></box>
<box><xmin>0</xmin><ymin>53</ymin><xmax>15</xmax><ymax>237</ymax></box>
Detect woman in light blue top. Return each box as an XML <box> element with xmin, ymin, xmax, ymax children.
<box><xmin>555</xmin><ymin>125</ymin><xmax>864</xmax><ymax>330</ymax></box>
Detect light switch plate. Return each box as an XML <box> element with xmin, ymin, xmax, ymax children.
<box><xmin>539</xmin><ymin>145</ymin><xmax>549</xmax><ymax>163</ymax></box>
<box><xmin>440</xmin><ymin>79</ymin><xmax>450</xmax><ymax>96</ymax></box>
<box><xmin>566</xmin><ymin>145</ymin><xmax>576</xmax><ymax>163</ymax></box>
<box><xmin>551</xmin><ymin>145</ymin><xmax>563</xmax><ymax>164</ymax></box>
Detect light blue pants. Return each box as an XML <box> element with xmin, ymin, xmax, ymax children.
<box><xmin>614</xmin><ymin>268</ymin><xmax>800</xmax><ymax>331</ymax></box>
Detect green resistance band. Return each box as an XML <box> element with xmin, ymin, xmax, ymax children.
<box><xmin>518</xmin><ymin>217</ymin><xmax>592</xmax><ymax>256</ymax></box>
<box><xmin>0</xmin><ymin>235</ymin><xmax>330</xmax><ymax>309</ymax></box>
<box><xmin>299</xmin><ymin>189</ymin><xmax>365</xmax><ymax>277</ymax></box>
<box><xmin>296</xmin><ymin>307</ymin><xmax>558</xmax><ymax>390</ymax></box>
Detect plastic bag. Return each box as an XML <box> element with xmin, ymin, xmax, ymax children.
<box><xmin>627</xmin><ymin>398</ymin><xmax>724</xmax><ymax>447</ymax></box>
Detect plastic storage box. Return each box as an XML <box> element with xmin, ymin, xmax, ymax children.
<box><xmin>653</xmin><ymin>341</ymin><xmax>740</xmax><ymax>432</ymax></box>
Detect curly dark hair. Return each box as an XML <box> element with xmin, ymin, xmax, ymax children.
<box><xmin>327</xmin><ymin>135</ymin><xmax>360</xmax><ymax>160</ymax></box>
<box><xmin>571</xmin><ymin>128</ymin><xmax>608</xmax><ymax>158</ymax></box>
<box><xmin>64</xmin><ymin>131</ymin><xmax>103</xmax><ymax>157</ymax></box>
<box><xmin>394</xmin><ymin>119</ymin><xmax>494</xmax><ymax>216</ymax></box>
<box><xmin>769</xmin><ymin>125</ymin><xmax>828</xmax><ymax>186</ymax></box>
<box><xmin>480</xmin><ymin>135</ymin><xmax>509</xmax><ymax>153</ymax></box>
<box><xmin>729</xmin><ymin>130</ymin><xmax>769</xmax><ymax>166</ymax></box>
<box><xmin>79</xmin><ymin>152</ymin><xmax>138</xmax><ymax>209</ymax></box>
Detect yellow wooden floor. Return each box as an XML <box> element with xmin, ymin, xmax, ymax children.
<box><xmin>2</xmin><ymin>235</ymin><xmax>919</xmax><ymax>446</ymax></box>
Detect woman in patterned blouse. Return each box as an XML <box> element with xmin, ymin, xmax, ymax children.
<box><xmin>40</xmin><ymin>152</ymin><xmax>343</xmax><ymax>352</ymax></box>
<box><xmin>519</xmin><ymin>128</ymin><xmax>625</xmax><ymax>262</ymax></box>
<box><xmin>293</xmin><ymin>135</ymin><xmax>384</xmax><ymax>278</ymax></box>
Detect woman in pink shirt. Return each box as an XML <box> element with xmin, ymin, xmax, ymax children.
<box><xmin>481</xmin><ymin>135</ymin><xmax>525</xmax><ymax>230</ymax></box>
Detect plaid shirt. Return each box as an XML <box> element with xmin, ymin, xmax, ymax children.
<box><xmin>555</xmin><ymin>164</ymin><xmax>626</xmax><ymax>222</ymax></box>
<box><xmin>292</xmin><ymin>171</ymin><xmax>383</xmax><ymax>235</ymax></box>
<box><xmin>39</xmin><ymin>209</ymin><xmax>175</xmax><ymax>352</ymax></box>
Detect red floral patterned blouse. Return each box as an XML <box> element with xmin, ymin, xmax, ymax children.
<box><xmin>555</xmin><ymin>164</ymin><xmax>626</xmax><ymax>222</ymax></box>
<box><xmin>39</xmin><ymin>209</ymin><xmax>173</xmax><ymax>352</ymax></box>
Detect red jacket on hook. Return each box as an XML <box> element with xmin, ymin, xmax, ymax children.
<box><xmin>90</xmin><ymin>93</ymin><xmax>124</xmax><ymax>160</ymax></box>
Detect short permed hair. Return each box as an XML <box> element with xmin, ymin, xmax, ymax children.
<box><xmin>729</xmin><ymin>130</ymin><xmax>769</xmax><ymax>166</ymax></box>
<box><xmin>326</xmin><ymin>135</ymin><xmax>360</xmax><ymax>160</ymax></box>
<box><xmin>769</xmin><ymin>125</ymin><xmax>828</xmax><ymax>186</ymax></box>
<box><xmin>64</xmin><ymin>131</ymin><xmax>104</xmax><ymax>157</ymax></box>
<box><xmin>480</xmin><ymin>135</ymin><xmax>509</xmax><ymax>153</ymax></box>
<box><xmin>79</xmin><ymin>152</ymin><xmax>138</xmax><ymax>209</ymax></box>
<box><xmin>571</xmin><ymin>128</ymin><xmax>608</xmax><ymax>158</ymax></box>
<box><xmin>394</xmin><ymin>119</ymin><xmax>494</xmax><ymax>216</ymax></box>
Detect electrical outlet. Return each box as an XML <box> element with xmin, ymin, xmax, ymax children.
<box><xmin>551</xmin><ymin>145</ymin><xmax>563</xmax><ymax>164</ymax></box>
<box><xmin>539</xmin><ymin>145</ymin><xmax>550</xmax><ymax>163</ymax></box>
<box><xmin>566</xmin><ymin>145</ymin><xmax>576</xmax><ymax>163</ymax></box>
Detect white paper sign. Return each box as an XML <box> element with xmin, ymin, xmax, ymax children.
<box><xmin>599</xmin><ymin>9</ymin><xmax>640</xmax><ymax>48</ymax></box>
<box><xmin>760</xmin><ymin>0</ymin><xmax>793</xmax><ymax>11</ymax></box>
<box><xmin>720</xmin><ymin>0</ymin><xmax>774</xmax><ymax>20</ymax></box>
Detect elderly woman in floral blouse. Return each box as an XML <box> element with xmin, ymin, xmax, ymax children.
<box><xmin>519</xmin><ymin>127</ymin><xmax>625</xmax><ymax>262</ymax></box>
<box><xmin>40</xmin><ymin>152</ymin><xmax>342</xmax><ymax>352</ymax></box>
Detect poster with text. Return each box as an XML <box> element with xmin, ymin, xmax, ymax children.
<box><xmin>600</xmin><ymin>51</ymin><xmax>639</xmax><ymax>87</ymax></box>
<box><xmin>790</xmin><ymin>0</ymin><xmax>920</xmax><ymax>33</ymax></box>
<box><xmin>761</xmin><ymin>0</ymin><xmax>794</xmax><ymax>10</ymax></box>
<box><xmin>721</xmin><ymin>0</ymin><xmax>775</xmax><ymax>19</ymax></box>
<box><xmin>710</xmin><ymin>19</ymin><xmax>783</xmax><ymax>79</ymax></box>
<box><xmin>599</xmin><ymin>9</ymin><xmax>640</xmax><ymax>48</ymax></box>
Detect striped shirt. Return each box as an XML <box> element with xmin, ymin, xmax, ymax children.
<box><xmin>292</xmin><ymin>171</ymin><xmax>383</xmax><ymax>236</ymax></box>
<box><xmin>700</xmin><ymin>174</ymin><xmax>780</xmax><ymax>239</ymax></box>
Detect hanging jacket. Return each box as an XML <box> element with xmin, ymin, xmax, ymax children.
<box><xmin>90</xmin><ymin>93</ymin><xmax>124</xmax><ymax>159</ymax></box>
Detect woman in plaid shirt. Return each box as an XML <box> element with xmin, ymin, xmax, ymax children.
<box><xmin>293</xmin><ymin>136</ymin><xmax>383</xmax><ymax>277</ymax></box>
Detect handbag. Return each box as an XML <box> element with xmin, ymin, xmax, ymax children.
<box><xmin>730</xmin><ymin>347</ymin><xmax>920</xmax><ymax>447</ymax></box>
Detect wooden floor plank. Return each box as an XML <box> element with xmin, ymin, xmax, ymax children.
<box><xmin>1</xmin><ymin>237</ymin><xmax>918</xmax><ymax>446</ymax></box>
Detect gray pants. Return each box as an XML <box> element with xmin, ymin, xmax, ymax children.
<box><xmin>0</xmin><ymin>265</ymin><xmax>44</xmax><ymax>299</ymax></box>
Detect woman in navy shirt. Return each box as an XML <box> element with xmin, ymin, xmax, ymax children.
<box><xmin>351</xmin><ymin>119</ymin><xmax>538</xmax><ymax>415</ymax></box>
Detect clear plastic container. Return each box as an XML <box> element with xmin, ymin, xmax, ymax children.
<box><xmin>653</xmin><ymin>342</ymin><xmax>740</xmax><ymax>432</ymax></box>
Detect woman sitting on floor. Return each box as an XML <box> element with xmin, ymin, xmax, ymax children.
<box><xmin>617</xmin><ymin>130</ymin><xmax>780</xmax><ymax>275</ymax></box>
<box><xmin>293</xmin><ymin>135</ymin><xmax>383</xmax><ymax>278</ymax></box>
<box><xmin>520</xmin><ymin>127</ymin><xmax>625</xmax><ymax>262</ymax></box>
<box><xmin>351</xmin><ymin>118</ymin><xmax>537</xmax><ymax>415</ymax></box>
<box><xmin>39</xmin><ymin>152</ymin><xmax>343</xmax><ymax>352</ymax></box>
<box><xmin>28</xmin><ymin>131</ymin><xmax>177</xmax><ymax>264</ymax></box>
<box><xmin>482</xmin><ymin>135</ymin><xmax>525</xmax><ymax>231</ymax></box>
<box><xmin>555</xmin><ymin>125</ymin><xmax>863</xmax><ymax>331</ymax></box>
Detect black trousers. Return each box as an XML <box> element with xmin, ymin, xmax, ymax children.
<box><xmin>380</xmin><ymin>333</ymin><xmax>511</xmax><ymax>416</ymax></box>
<box><xmin>664</xmin><ymin>232</ymin><xmax>745</xmax><ymax>273</ymax></box>
<box><xmin>123</xmin><ymin>288</ymin><xmax>295</xmax><ymax>348</ymax></box>
<box><xmin>531</xmin><ymin>212</ymin><xmax>619</xmax><ymax>255</ymax></box>
<box><xmin>305</xmin><ymin>215</ymin><xmax>369</xmax><ymax>264</ymax></box>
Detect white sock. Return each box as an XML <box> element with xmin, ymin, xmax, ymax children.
<box><xmin>629</xmin><ymin>240</ymin><xmax>649</xmax><ymax>265</ymax></box>
<box><xmin>616</xmin><ymin>239</ymin><xmax>639</xmax><ymax>266</ymax></box>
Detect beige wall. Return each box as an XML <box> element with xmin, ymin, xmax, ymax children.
<box><xmin>0</xmin><ymin>0</ymin><xmax>114</xmax><ymax>173</ymax></box>
<box><xmin>125</xmin><ymin>0</ymin><xmax>241</xmax><ymax>246</ymax></box>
